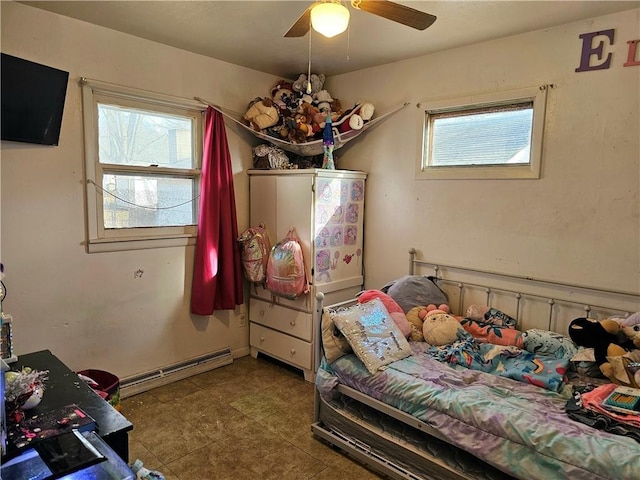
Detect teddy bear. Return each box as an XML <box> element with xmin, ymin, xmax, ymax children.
<box><xmin>301</xmin><ymin>103</ymin><xmax>333</xmax><ymax>137</ymax></box>
<box><xmin>422</xmin><ymin>307</ymin><xmax>464</xmax><ymax>346</ymax></box>
<box><xmin>281</xmin><ymin>117</ymin><xmax>308</xmax><ymax>143</ymax></box>
<box><xmin>243</xmin><ymin>97</ymin><xmax>279</xmax><ymax>131</ymax></box>
<box><xmin>283</xmin><ymin>102</ymin><xmax>319</xmax><ymax>140</ymax></box>
<box><xmin>314</xmin><ymin>90</ymin><xmax>334</xmax><ymax>113</ymax></box>
<box><xmin>405</xmin><ymin>304</ymin><xmax>451</xmax><ymax>342</ymax></box>
<box><xmin>292</xmin><ymin>73</ymin><xmax>325</xmax><ymax>96</ymax></box>
<box><xmin>568</xmin><ymin>317</ymin><xmax>640</xmax><ymax>388</ymax></box>
<box><xmin>331</xmin><ymin>98</ymin><xmax>343</xmax><ymax>117</ymax></box>
<box><xmin>295</xmin><ymin>113</ymin><xmax>314</xmax><ymax>138</ymax></box>
<box><xmin>292</xmin><ymin>73</ymin><xmax>308</xmax><ymax>94</ymax></box>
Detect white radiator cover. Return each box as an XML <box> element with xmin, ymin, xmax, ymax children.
<box><xmin>120</xmin><ymin>348</ymin><xmax>233</xmax><ymax>398</ymax></box>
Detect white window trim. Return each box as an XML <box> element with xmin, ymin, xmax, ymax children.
<box><xmin>81</xmin><ymin>78</ymin><xmax>204</xmax><ymax>253</ymax></box>
<box><xmin>416</xmin><ymin>86</ymin><xmax>548</xmax><ymax>180</ymax></box>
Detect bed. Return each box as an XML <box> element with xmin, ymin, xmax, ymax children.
<box><xmin>311</xmin><ymin>249</ymin><xmax>640</xmax><ymax>480</ymax></box>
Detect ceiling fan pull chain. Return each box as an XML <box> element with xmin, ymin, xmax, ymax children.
<box><xmin>347</xmin><ymin>21</ymin><xmax>351</xmax><ymax>60</ymax></box>
<box><xmin>307</xmin><ymin>27</ymin><xmax>313</xmax><ymax>94</ymax></box>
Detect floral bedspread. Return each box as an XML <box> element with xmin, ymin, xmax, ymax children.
<box><xmin>422</xmin><ymin>330</ymin><xmax>569</xmax><ymax>392</ymax></box>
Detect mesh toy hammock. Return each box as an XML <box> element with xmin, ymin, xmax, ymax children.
<box><xmin>195</xmin><ymin>98</ymin><xmax>409</xmax><ymax>157</ymax></box>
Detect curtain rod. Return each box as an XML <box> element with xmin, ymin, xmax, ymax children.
<box><xmin>194</xmin><ymin>97</ymin><xmax>242</xmax><ymax>117</ymax></box>
<box><xmin>80</xmin><ymin>77</ymin><xmax>204</xmax><ymax>110</ymax></box>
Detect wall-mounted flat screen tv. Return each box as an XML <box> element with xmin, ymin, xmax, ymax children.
<box><xmin>1</xmin><ymin>53</ymin><xmax>69</xmax><ymax>146</ymax></box>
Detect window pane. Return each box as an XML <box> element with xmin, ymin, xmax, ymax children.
<box><xmin>102</xmin><ymin>174</ymin><xmax>196</xmax><ymax>228</ymax></box>
<box><xmin>430</xmin><ymin>107</ymin><xmax>533</xmax><ymax>166</ymax></box>
<box><xmin>98</xmin><ymin>104</ymin><xmax>194</xmax><ymax>168</ymax></box>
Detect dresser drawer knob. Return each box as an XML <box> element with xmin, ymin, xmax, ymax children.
<box><xmin>290</xmin><ymin>320</ymin><xmax>296</xmax><ymax>326</ymax></box>
<box><xmin>259</xmin><ymin>310</ymin><xmax>265</xmax><ymax>316</ymax></box>
<box><xmin>260</xmin><ymin>336</ymin><xmax>265</xmax><ymax>343</ymax></box>
<box><xmin>290</xmin><ymin>348</ymin><xmax>296</xmax><ymax>355</ymax></box>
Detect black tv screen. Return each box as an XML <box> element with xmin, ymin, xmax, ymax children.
<box><xmin>1</xmin><ymin>53</ymin><xmax>69</xmax><ymax>146</ymax></box>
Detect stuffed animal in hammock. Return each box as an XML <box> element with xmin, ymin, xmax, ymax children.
<box><xmin>243</xmin><ymin>97</ymin><xmax>279</xmax><ymax>131</ymax></box>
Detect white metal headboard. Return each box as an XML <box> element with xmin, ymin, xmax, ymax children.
<box><xmin>408</xmin><ymin>248</ymin><xmax>640</xmax><ymax>334</ymax></box>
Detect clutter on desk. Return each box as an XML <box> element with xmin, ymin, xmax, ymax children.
<box><xmin>4</xmin><ymin>367</ymin><xmax>48</xmax><ymax>417</ymax></box>
<box><xmin>6</xmin><ymin>403</ymin><xmax>95</xmax><ymax>454</ymax></box>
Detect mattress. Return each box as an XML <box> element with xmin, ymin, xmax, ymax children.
<box><xmin>317</xmin><ymin>345</ymin><xmax>640</xmax><ymax>480</ymax></box>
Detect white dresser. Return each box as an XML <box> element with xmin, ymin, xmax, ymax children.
<box><xmin>247</xmin><ymin>169</ymin><xmax>367</xmax><ymax>381</ymax></box>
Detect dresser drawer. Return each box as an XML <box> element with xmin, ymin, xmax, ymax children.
<box><xmin>249</xmin><ymin>298</ymin><xmax>312</xmax><ymax>341</ymax></box>
<box><xmin>250</xmin><ymin>323</ymin><xmax>312</xmax><ymax>371</ymax></box>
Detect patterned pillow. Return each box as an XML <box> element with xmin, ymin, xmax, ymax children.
<box><xmin>357</xmin><ymin>290</ymin><xmax>412</xmax><ymax>338</ymax></box>
<box><xmin>331</xmin><ymin>297</ymin><xmax>412</xmax><ymax>374</ymax></box>
<box><xmin>523</xmin><ymin>329</ymin><xmax>578</xmax><ymax>360</ymax></box>
<box><xmin>321</xmin><ymin>309</ymin><xmax>353</xmax><ymax>363</ymax></box>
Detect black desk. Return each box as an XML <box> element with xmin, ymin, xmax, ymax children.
<box><xmin>9</xmin><ymin>350</ymin><xmax>133</xmax><ymax>462</ymax></box>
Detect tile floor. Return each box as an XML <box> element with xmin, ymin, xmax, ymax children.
<box><xmin>121</xmin><ymin>354</ymin><xmax>384</xmax><ymax>480</ymax></box>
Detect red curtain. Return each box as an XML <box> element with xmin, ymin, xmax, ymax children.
<box><xmin>191</xmin><ymin>107</ymin><xmax>243</xmax><ymax>314</ymax></box>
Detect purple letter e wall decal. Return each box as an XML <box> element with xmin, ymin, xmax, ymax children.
<box><xmin>575</xmin><ymin>29</ymin><xmax>615</xmax><ymax>72</ymax></box>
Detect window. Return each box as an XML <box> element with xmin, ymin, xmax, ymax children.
<box><xmin>82</xmin><ymin>79</ymin><xmax>204</xmax><ymax>252</ymax></box>
<box><xmin>418</xmin><ymin>86</ymin><xmax>548</xmax><ymax>180</ymax></box>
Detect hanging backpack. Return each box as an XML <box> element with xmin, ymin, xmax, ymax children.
<box><xmin>238</xmin><ymin>224</ymin><xmax>272</xmax><ymax>285</ymax></box>
<box><xmin>266</xmin><ymin>227</ymin><xmax>310</xmax><ymax>300</ymax></box>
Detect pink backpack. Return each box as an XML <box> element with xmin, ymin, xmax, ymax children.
<box><xmin>266</xmin><ymin>227</ymin><xmax>310</xmax><ymax>300</ymax></box>
<box><xmin>238</xmin><ymin>224</ymin><xmax>271</xmax><ymax>284</ymax></box>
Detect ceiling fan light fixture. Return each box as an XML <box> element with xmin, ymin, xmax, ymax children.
<box><xmin>311</xmin><ymin>2</ymin><xmax>350</xmax><ymax>38</ymax></box>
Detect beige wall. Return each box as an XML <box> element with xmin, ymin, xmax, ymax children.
<box><xmin>0</xmin><ymin>2</ymin><xmax>279</xmax><ymax>376</ymax></box>
<box><xmin>1</xmin><ymin>2</ymin><xmax>638</xmax><ymax>379</ymax></box>
<box><xmin>329</xmin><ymin>9</ymin><xmax>639</xmax><ymax>295</ymax></box>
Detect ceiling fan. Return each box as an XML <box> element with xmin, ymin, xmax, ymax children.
<box><xmin>284</xmin><ymin>0</ymin><xmax>437</xmax><ymax>39</ymax></box>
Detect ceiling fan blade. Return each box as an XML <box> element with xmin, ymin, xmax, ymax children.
<box><xmin>354</xmin><ymin>0</ymin><xmax>436</xmax><ymax>30</ymax></box>
<box><xmin>284</xmin><ymin>6</ymin><xmax>312</xmax><ymax>37</ymax></box>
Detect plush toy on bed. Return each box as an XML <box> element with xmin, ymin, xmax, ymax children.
<box><xmin>406</xmin><ymin>307</ymin><xmax>425</xmax><ymax>341</ymax></box>
<box><xmin>406</xmin><ymin>304</ymin><xmax>450</xmax><ymax>342</ymax></box>
<box><xmin>614</xmin><ymin>312</ymin><xmax>640</xmax><ymax>349</ymax></box>
<box><xmin>357</xmin><ymin>290</ymin><xmax>412</xmax><ymax>338</ymax></box>
<box><xmin>568</xmin><ymin>316</ymin><xmax>640</xmax><ymax>388</ymax></box>
<box><xmin>422</xmin><ymin>306</ymin><xmax>464</xmax><ymax>346</ymax></box>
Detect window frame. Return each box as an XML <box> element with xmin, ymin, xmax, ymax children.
<box><xmin>82</xmin><ymin>78</ymin><xmax>204</xmax><ymax>253</ymax></box>
<box><xmin>417</xmin><ymin>86</ymin><xmax>548</xmax><ymax>180</ymax></box>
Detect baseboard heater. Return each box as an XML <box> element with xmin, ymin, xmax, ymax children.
<box><xmin>120</xmin><ymin>348</ymin><xmax>233</xmax><ymax>398</ymax></box>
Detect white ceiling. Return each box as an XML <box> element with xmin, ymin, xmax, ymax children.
<box><xmin>20</xmin><ymin>1</ymin><xmax>640</xmax><ymax>79</ymax></box>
